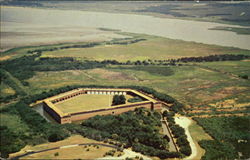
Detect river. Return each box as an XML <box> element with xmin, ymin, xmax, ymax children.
<box><xmin>1</xmin><ymin>6</ymin><xmax>250</xmax><ymax>50</ymax></box>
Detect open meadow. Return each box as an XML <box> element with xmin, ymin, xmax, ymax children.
<box><xmin>41</xmin><ymin>34</ymin><xmax>248</xmax><ymax>62</ymax></box>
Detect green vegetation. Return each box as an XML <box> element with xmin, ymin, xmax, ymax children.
<box><xmin>112</xmin><ymin>95</ymin><xmax>126</xmax><ymax>106</ymax></box>
<box><xmin>210</xmin><ymin>26</ymin><xmax>250</xmax><ymax>35</ymax></box>
<box><xmin>199</xmin><ymin>61</ymin><xmax>250</xmax><ymax>77</ymax></box>
<box><xmin>1</xmin><ymin>31</ymin><xmax>250</xmax><ymax>159</ymax></box>
<box><xmin>1</xmin><ymin>32</ymin><xmax>249</xmax><ymax>107</ymax></box>
<box><xmin>128</xmin><ymin>96</ymin><xmax>144</xmax><ymax>103</ymax></box>
<box><xmin>0</xmin><ymin>69</ymin><xmax>28</xmax><ymax>95</ymax></box>
<box><xmin>0</xmin><ymin>85</ymin><xmax>184</xmax><ymax>158</ymax></box>
<box><xmin>40</xmin><ymin>35</ymin><xmax>249</xmax><ymax>62</ymax></box>
<box><xmin>0</xmin><ymin>102</ymin><xmax>69</xmax><ymax>157</ymax></box>
<box><xmin>114</xmin><ymin>66</ymin><xmax>174</xmax><ymax>76</ymax></box>
<box><xmin>81</xmin><ymin>108</ymin><xmax>181</xmax><ymax>159</ymax></box>
<box><xmin>0</xmin><ymin>83</ymin><xmax>15</xmax><ymax>96</ymax></box>
<box><xmin>163</xmin><ymin>111</ymin><xmax>191</xmax><ymax>156</ymax></box>
<box><xmin>54</xmin><ymin>152</ymin><xmax>59</xmax><ymax>156</ymax></box>
<box><xmin>194</xmin><ymin>116</ymin><xmax>250</xmax><ymax>159</ymax></box>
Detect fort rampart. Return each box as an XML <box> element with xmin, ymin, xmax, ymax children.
<box><xmin>38</xmin><ymin>88</ymin><xmax>162</xmax><ymax>124</ymax></box>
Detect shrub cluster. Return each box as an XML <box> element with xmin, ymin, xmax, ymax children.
<box><xmin>112</xmin><ymin>95</ymin><xmax>126</xmax><ymax>105</ymax></box>
<box><xmin>163</xmin><ymin>111</ymin><xmax>191</xmax><ymax>156</ymax></box>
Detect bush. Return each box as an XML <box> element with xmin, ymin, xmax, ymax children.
<box><xmin>128</xmin><ymin>96</ymin><xmax>144</xmax><ymax>103</ymax></box>
<box><xmin>239</xmin><ymin>75</ymin><xmax>248</xmax><ymax>79</ymax></box>
<box><xmin>112</xmin><ymin>95</ymin><xmax>126</xmax><ymax>105</ymax></box>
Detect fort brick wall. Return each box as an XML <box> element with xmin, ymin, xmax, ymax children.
<box><xmin>40</xmin><ymin>88</ymin><xmax>162</xmax><ymax>124</ymax></box>
<box><xmin>43</xmin><ymin>102</ymin><xmax>62</xmax><ymax>123</ymax></box>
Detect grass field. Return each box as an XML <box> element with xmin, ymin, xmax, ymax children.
<box><xmin>25</xmin><ymin>62</ymin><xmax>250</xmax><ymax>108</ymax></box>
<box><xmin>1</xmin><ymin>32</ymin><xmax>249</xmax><ymax>63</ymax></box>
<box><xmin>54</xmin><ymin>94</ymin><xmax>134</xmax><ymax>113</ymax></box>
<box><xmin>41</xmin><ymin>35</ymin><xmax>249</xmax><ymax>62</ymax></box>
<box><xmin>9</xmin><ymin>135</ymin><xmax>121</xmax><ymax>159</ymax></box>
<box><xmin>199</xmin><ymin>61</ymin><xmax>250</xmax><ymax>77</ymax></box>
<box><xmin>0</xmin><ymin>113</ymin><xmax>30</xmax><ymax>135</ymax></box>
<box><xmin>0</xmin><ymin>83</ymin><xmax>16</xmax><ymax>97</ymax></box>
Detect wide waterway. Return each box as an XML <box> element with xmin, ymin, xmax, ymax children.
<box><xmin>1</xmin><ymin>6</ymin><xmax>250</xmax><ymax>50</ymax></box>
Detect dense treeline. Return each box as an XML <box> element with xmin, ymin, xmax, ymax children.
<box><xmin>163</xmin><ymin>111</ymin><xmax>192</xmax><ymax>156</ymax></box>
<box><xmin>27</xmin><ymin>42</ymin><xmax>101</xmax><ymax>54</ymax></box>
<box><xmin>116</xmin><ymin>54</ymin><xmax>249</xmax><ymax>66</ymax></box>
<box><xmin>0</xmin><ymin>94</ymin><xmax>18</xmax><ymax>104</ymax></box>
<box><xmin>121</xmin><ymin>54</ymin><xmax>249</xmax><ymax>65</ymax></box>
<box><xmin>193</xmin><ymin>116</ymin><xmax>250</xmax><ymax>159</ymax></box>
<box><xmin>0</xmin><ymin>125</ymin><xmax>26</xmax><ymax>158</ymax></box>
<box><xmin>26</xmin><ymin>38</ymin><xmax>145</xmax><ymax>55</ymax></box>
<box><xmin>106</xmin><ymin>38</ymin><xmax>146</xmax><ymax>45</ymax></box>
<box><xmin>80</xmin><ymin>108</ymin><xmax>182</xmax><ymax>159</ymax></box>
<box><xmin>170</xmin><ymin>54</ymin><xmax>249</xmax><ymax>63</ymax></box>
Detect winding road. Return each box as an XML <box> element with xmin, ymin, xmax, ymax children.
<box><xmin>175</xmin><ymin>116</ymin><xmax>198</xmax><ymax>160</ymax></box>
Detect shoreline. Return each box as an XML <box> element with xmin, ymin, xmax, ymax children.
<box><xmin>1</xmin><ymin>5</ymin><xmax>250</xmax><ymax>50</ymax></box>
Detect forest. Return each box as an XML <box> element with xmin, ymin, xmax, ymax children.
<box><xmin>194</xmin><ymin>116</ymin><xmax>250</xmax><ymax>159</ymax></box>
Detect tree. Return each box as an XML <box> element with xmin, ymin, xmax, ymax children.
<box><xmin>162</xmin><ymin>110</ymin><xmax>169</xmax><ymax>118</ymax></box>
<box><xmin>112</xmin><ymin>95</ymin><xmax>126</xmax><ymax>105</ymax></box>
<box><xmin>239</xmin><ymin>75</ymin><xmax>248</xmax><ymax>79</ymax></box>
<box><xmin>163</xmin><ymin>135</ymin><xmax>170</xmax><ymax>142</ymax></box>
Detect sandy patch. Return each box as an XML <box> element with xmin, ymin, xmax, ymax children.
<box><xmin>241</xmin><ymin>59</ymin><xmax>250</xmax><ymax>62</ymax></box>
<box><xmin>1</xmin><ymin>21</ymin><xmax>129</xmax><ymax>52</ymax></box>
<box><xmin>199</xmin><ymin>68</ymin><xmax>214</xmax><ymax>73</ymax></box>
<box><xmin>97</xmin><ymin>149</ymin><xmax>151</xmax><ymax>160</ymax></box>
<box><xmin>175</xmin><ymin>116</ymin><xmax>197</xmax><ymax>160</ymax></box>
<box><xmin>210</xmin><ymin>98</ymin><xmax>250</xmax><ymax>108</ymax></box>
<box><xmin>0</xmin><ymin>55</ymin><xmax>11</xmax><ymax>61</ymax></box>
